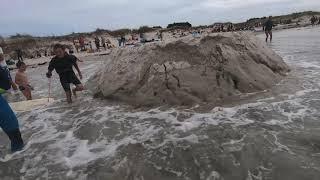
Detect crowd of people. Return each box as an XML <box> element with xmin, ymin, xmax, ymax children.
<box><xmin>310</xmin><ymin>15</ymin><xmax>320</xmax><ymax>25</ymax></box>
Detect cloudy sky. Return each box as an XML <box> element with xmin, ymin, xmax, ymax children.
<box><xmin>0</xmin><ymin>0</ymin><xmax>319</xmax><ymax>36</ymax></box>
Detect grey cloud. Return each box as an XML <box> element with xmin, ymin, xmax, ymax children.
<box><xmin>0</xmin><ymin>0</ymin><xmax>319</xmax><ymax>36</ymax></box>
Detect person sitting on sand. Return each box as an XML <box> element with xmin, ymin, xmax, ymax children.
<box><xmin>46</xmin><ymin>44</ymin><xmax>84</xmax><ymax>104</ymax></box>
<box><xmin>15</xmin><ymin>61</ymin><xmax>33</xmax><ymax>100</ymax></box>
<box><xmin>263</xmin><ymin>16</ymin><xmax>274</xmax><ymax>42</ymax></box>
<box><xmin>0</xmin><ymin>60</ymin><xmax>24</xmax><ymax>153</ymax></box>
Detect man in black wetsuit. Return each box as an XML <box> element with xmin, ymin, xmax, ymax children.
<box><xmin>263</xmin><ymin>16</ymin><xmax>273</xmax><ymax>42</ymax></box>
<box><xmin>46</xmin><ymin>44</ymin><xmax>84</xmax><ymax>104</ymax></box>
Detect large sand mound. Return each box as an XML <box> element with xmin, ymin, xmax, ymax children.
<box><xmin>89</xmin><ymin>32</ymin><xmax>290</xmax><ymax>106</ymax></box>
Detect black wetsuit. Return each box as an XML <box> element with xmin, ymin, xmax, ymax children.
<box><xmin>48</xmin><ymin>54</ymin><xmax>81</xmax><ymax>92</ymax></box>
<box><xmin>264</xmin><ymin>19</ymin><xmax>273</xmax><ymax>31</ymax></box>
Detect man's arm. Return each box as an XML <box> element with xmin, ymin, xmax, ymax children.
<box><xmin>73</xmin><ymin>61</ymin><xmax>82</xmax><ymax>79</ymax></box>
<box><xmin>71</xmin><ymin>56</ymin><xmax>82</xmax><ymax>79</ymax></box>
<box><xmin>46</xmin><ymin>60</ymin><xmax>54</xmax><ymax>78</ymax></box>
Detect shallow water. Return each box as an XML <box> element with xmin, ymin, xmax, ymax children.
<box><xmin>1</xmin><ymin>27</ymin><xmax>320</xmax><ymax>180</ymax></box>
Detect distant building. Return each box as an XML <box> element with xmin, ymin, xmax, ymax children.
<box><xmin>167</xmin><ymin>22</ymin><xmax>192</xmax><ymax>29</ymax></box>
<box><xmin>152</xmin><ymin>26</ymin><xmax>162</xmax><ymax>29</ymax></box>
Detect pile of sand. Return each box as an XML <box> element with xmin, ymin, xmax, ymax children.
<box><xmin>89</xmin><ymin>32</ymin><xmax>290</xmax><ymax>106</ymax></box>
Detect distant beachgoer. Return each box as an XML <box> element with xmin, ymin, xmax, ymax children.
<box><xmin>263</xmin><ymin>16</ymin><xmax>274</xmax><ymax>42</ymax></box>
<box><xmin>46</xmin><ymin>44</ymin><xmax>84</xmax><ymax>104</ymax></box>
<box><xmin>106</xmin><ymin>39</ymin><xmax>111</xmax><ymax>48</ymax></box>
<box><xmin>94</xmin><ymin>37</ymin><xmax>100</xmax><ymax>51</ymax></box>
<box><xmin>311</xmin><ymin>16</ymin><xmax>317</xmax><ymax>25</ymax></box>
<box><xmin>89</xmin><ymin>41</ymin><xmax>93</xmax><ymax>51</ymax></box>
<box><xmin>16</xmin><ymin>49</ymin><xmax>23</xmax><ymax>62</ymax></box>
<box><xmin>36</xmin><ymin>50</ymin><xmax>41</xmax><ymax>58</ymax></box>
<box><xmin>0</xmin><ymin>60</ymin><xmax>24</xmax><ymax>153</ymax></box>
<box><xmin>79</xmin><ymin>37</ymin><xmax>85</xmax><ymax>51</ymax></box>
<box><xmin>15</xmin><ymin>61</ymin><xmax>32</xmax><ymax>100</ymax></box>
<box><xmin>101</xmin><ymin>37</ymin><xmax>106</xmax><ymax>50</ymax></box>
<box><xmin>121</xmin><ymin>36</ymin><xmax>126</xmax><ymax>46</ymax></box>
<box><xmin>118</xmin><ymin>38</ymin><xmax>122</xmax><ymax>47</ymax></box>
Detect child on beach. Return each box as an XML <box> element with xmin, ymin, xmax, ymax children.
<box><xmin>46</xmin><ymin>44</ymin><xmax>84</xmax><ymax>104</ymax></box>
<box><xmin>15</xmin><ymin>61</ymin><xmax>33</xmax><ymax>100</ymax></box>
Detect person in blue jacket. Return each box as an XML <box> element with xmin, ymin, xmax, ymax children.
<box><xmin>0</xmin><ymin>62</ymin><xmax>24</xmax><ymax>152</ymax></box>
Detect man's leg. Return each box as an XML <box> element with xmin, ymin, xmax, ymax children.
<box><xmin>265</xmin><ymin>31</ymin><xmax>269</xmax><ymax>42</ymax></box>
<box><xmin>21</xmin><ymin>87</ymin><xmax>32</xmax><ymax>100</ymax></box>
<box><xmin>60</xmin><ymin>76</ymin><xmax>72</xmax><ymax>104</ymax></box>
<box><xmin>269</xmin><ymin>31</ymin><xmax>273</xmax><ymax>42</ymax></box>
<box><xmin>4</xmin><ymin>129</ymin><xmax>24</xmax><ymax>152</ymax></box>
<box><xmin>0</xmin><ymin>96</ymin><xmax>24</xmax><ymax>152</ymax></box>
<box><xmin>65</xmin><ymin>91</ymin><xmax>72</xmax><ymax>104</ymax></box>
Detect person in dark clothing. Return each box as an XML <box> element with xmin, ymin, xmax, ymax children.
<box><xmin>16</xmin><ymin>49</ymin><xmax>23</xmax><ymax>62</ymax></box>
<box><xmin>310</xmin><ymin>16</ymin><xmax>317</xmax><ymax>25</ymax></box>
<box><xmin>46</xmin><ymin>44</ymin><xmax>84</xmax><ymax>104</ymax></box>
<box><xmin>263</xmin><ymin>16</ymin><xmax>274</xmax><ymax>42</ymax></box>
<box><xmin>0</xmin><ymin>64</ymin><xmax>24</xmax><ymax>153</ymax></box>
<box><xmin>121</xmin><ymin>36</ymin><xmax>126</xmax><ymax>46</ymax></box>
<box><xmin>101</xmin><ymin>37</ymin><xmax>106</xmax><ymax>50</ymax></box>
<box><xmin>94</xmin><ymin>37</ymin><xmax>100</xmax><ymax>51</ymax></box>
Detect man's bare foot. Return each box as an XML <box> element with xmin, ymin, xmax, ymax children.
<box><xmin>72</xmin><ymin>88</ymin><xmax>77</xmax><ymax>97</ymax></box>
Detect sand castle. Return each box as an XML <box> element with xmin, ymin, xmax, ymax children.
<box><xmin>89</xmin><ymin>32</ymin><xmax>290</xmax><ymax>106</ymax></box>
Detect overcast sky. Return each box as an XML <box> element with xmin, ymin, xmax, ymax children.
<box><xmin>0</xmin><ymin>0</ymin><xmax>319</xmax><ymax>36</ymax></box>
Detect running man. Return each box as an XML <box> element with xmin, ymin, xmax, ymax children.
<box><xmin>0</xmin><ymin>61</ymin><xmax>24</xmax><ymax>153</ymax></box>
<box><xmin>46</xmin><ymin>44</ymin><xmax>84</xmax><ymax>104</ymax></box>
<box><xmin>263</xmin><ymin>16</ymin><xmax>274</xmax><ymax>42</ymax></box>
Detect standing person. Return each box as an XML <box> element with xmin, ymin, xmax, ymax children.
<box><xmin>94</xmin><ymin>37</ymin><xmax>100</xmax><ymax>51</ymax></box>
<box><xmin>263</xmin><ymin>16</ymin><xmax>274</xmax><ymax>42</ymax></box>
<box><xmin>88</xmin><ymin>41</ymin><xmax>93</xmax><ymax>52</ymax></box>
<box><xmin>15</xmin><ymin>61</ymin><xmax>33</xmax><ymax>100</ymax></box>
<box><xmin>159</xmin><ymin>31</ymin><xmax>163</xmax><ymax>41</ymax></box>
<box><xmin>310</xmin><ymin>16</ymin><xmax>317</xmax><ymax>25</ymax></box>
<box><xmin>79</xmin><ymin>37</ymin><xmax>85</xmax><ymax>51</ymax></box>
<box><xmin>16</xmin><ymin>49</ymin><xmax>23</xmax><ymax>62</ymax></box>
<box><xmin>121</xmin><ymin>36</ymin><xmax>126</xmax><ymax>46</ymax></box>
<box><xmin>101</xmin><ymin>37</ymin><xmax>106</xmax><ymax>50</ymax></box>
<box><xmin>46</xmin><ymin>44</ymin><xmax>84</xmax><ymax>104</ymax></box>
<box><xmin>106</xmin><ymin>39</ymin><xmax>112</xmax><ymax>49</ymax></box>
<box><xmin>118</xmin><ymin>37</ymin><xmax>122</xmax><ymax>47</ymax></box>
<box><xmin>0</xmin><ymin>61</ymin><xmax>24</xmax><ymax>153</ymax></box>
